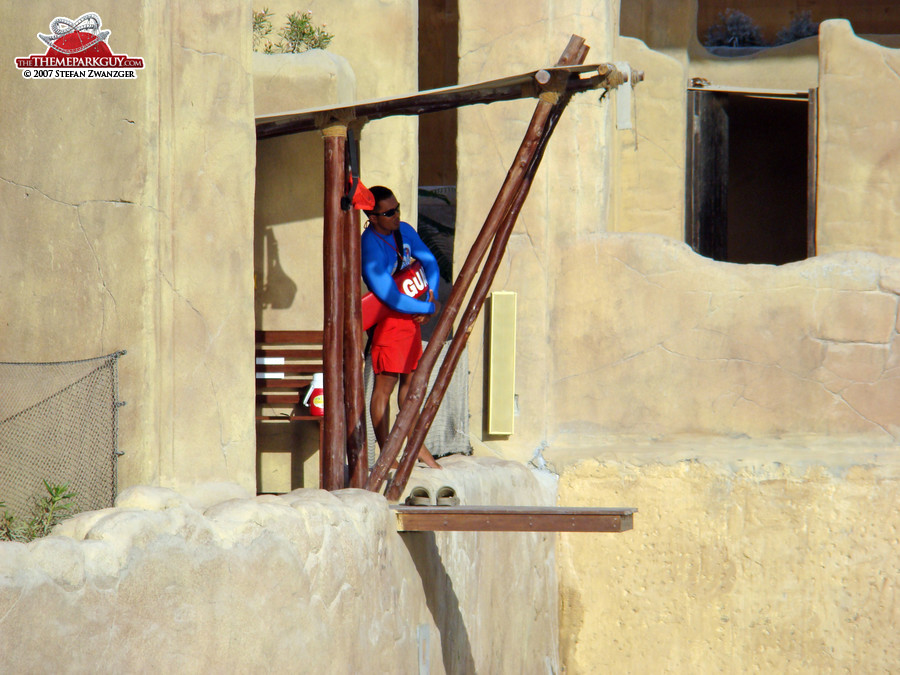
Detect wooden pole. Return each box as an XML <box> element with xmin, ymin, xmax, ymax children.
<box><xmin>365</xmin><ymin>36</ymin><xmax>587</xmax><ymax>494</ymax></box>
<box><xmin>385</xmin><ymin>90</ymin><xmax>574</xmax><ymax>501</ymax></box>
<box><xmin>322</xmin><ymin>124</ymin><xmax>348</xmax><ymax>490</ymax></box>
<box><xmin>343</xmin><ymin>204</ymin><xmax>368</xmax><ymax>488</ymax></box>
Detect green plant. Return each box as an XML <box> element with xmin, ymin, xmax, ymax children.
<box><xmin>252</xmin><ymin>8</ymin><xmax>275</xmax><ymax>52</ymax></box>
<box><xmin>0</xmin><ymin>505</ymin><xmax>16</xmax><ymax>542</ymax></box>
<box><xmin>705</xmin><ymin>9</ymin><xmax>767</xmax><ymax>48</ymax></box>
<box><xmin>253</xmin><ymin>8</ymin><xmax>334</xmax><ymax>54</ymax></box>
<box><xmin>775</xmin><ymin>11</ymin><xmax>819</xmax><ymax>45</ymax></box>
<box><xmin>0</xmin><ymin>481</ymin><xmax>77</xmax><ymax>542</ymax></box>
<box><xmin>278</xmin><ymin>11</ymin><xmax>333</xmax><ymax>52</ymax></box>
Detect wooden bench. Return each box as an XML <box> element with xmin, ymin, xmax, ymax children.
<box><xmin>255</xmin><ymin>330</ymin><xmax>325</xmax><ymax>450</ymax></box>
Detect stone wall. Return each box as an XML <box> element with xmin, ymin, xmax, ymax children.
<box><xmin>0</xmin><ymin>3</ymin><xmax>257</xmax><ymax>492</ymax></box>
<box><xmin>0</xmin><ymin>457</ymin><xmax>560</xmax><ymax>674</ymax></box>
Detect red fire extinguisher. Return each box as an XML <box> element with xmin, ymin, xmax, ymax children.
<box><xmin>303</xmin><ymin>373</ymin><xmax>324</xmax><ymax>416</ymax></box>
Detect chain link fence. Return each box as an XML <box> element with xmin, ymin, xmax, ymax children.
<box><xmin>0</xmin><ymin>351</ymin><xmax>125</xmax><ymax>521</ymax></box>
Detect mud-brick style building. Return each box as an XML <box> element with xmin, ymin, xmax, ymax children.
<box><xmin>2</xmin><ymin>1</ymin><xmax>899</xmax><ymax>671</ymax></box>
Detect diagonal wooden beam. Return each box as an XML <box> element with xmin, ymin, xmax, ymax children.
<box><xmin>365</xmin><ymin>36</ymin><xmax>587</xmax><ymax>494</ymax></box>
<box><xmin>385</xmin><ymin>87</ymin><xmax>576</xmax><ymax>501</ymax></box>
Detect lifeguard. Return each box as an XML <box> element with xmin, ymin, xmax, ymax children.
<box><xmin>361</xmin><ymin>186</ymin><xmax>442</xmax><ymax>469</ymax></box>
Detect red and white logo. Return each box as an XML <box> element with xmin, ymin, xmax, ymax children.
<box><xmin>15</xmin><ymin>12</ymin><xmax>144</xmax><ymax>80</ymax></box>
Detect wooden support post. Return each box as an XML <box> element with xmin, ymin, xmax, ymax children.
<box><xmin>343</xmin><ymin>204</ymin><xmax>368</xmax><ymax>488</ymax></box>
<box><xmin>385</xmin><ymin>91</ymin><xmax>576</xmax><ymax>501</ymax></box>
<box><xmin>322</xmin><ymin>124</ymin><xmax>348</xmax><ymax>490</ymax></box>
<box><xmin>365</xmin><ymin>36</ymin><xmax>587</xmax><ymax>494</ymax></box>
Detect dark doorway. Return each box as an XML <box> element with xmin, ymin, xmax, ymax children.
<box><xmin>686</xmin><ymin>88</ymin><xmax>814</xmax><ymax>265</ymax></box>
<box><xmin>417</xmin><ymin>0</ymin><xmax>459</xmax><ymax>340</ymax></box>
<box><xmin>418</xmin><ymin>0</ymin><xmax>458</xmax><ymax>187</ymax></box>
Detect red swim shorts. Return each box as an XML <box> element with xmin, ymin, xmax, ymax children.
<box><xmin>371</xmin><ymin>314</ymin><xmax>422</xmax><ymax>374</ymax></box>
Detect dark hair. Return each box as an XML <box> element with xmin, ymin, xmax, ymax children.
<box><xmin>365</xmin><ymin>185</ymin><xmax>395</xmax><ymax>215</ymax></box>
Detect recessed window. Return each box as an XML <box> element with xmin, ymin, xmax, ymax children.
<box><xmin>686</xmin><ymin>89</ymin><xmax>814</xmax><ymax>264</ymax></box>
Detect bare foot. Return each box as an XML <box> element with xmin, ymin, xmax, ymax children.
<box><xmin>418</xmin><ymin>448</ymin><xmax>442</xmax><ymax>469</ymax></box>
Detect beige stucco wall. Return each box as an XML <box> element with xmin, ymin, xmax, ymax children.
<box><xmin>0</xmin><ymin>457</ymin><xmax>560</xmax><ymax>674</ymax></box>
<box><xmin>254</xmin><ymin>50</ymin><xmax>357</xmax><ymax>331</ymax></box>
<box><xmin>278</xmin><ymin>0</ymin><xmax>418</xmax><ymax>211</ymax></box>
<box><xmin>253</xmin><ymin>1</ymin><xmax>418</xmax><ymax>333</ymax></box>
<box><xmin>457</xmin><ymin>0</ymin><xmax>615</xmax><ymax>457</ymax></box>
<box><xmin>620</xmin><ymin>0</ymin><xmax>820</xmax><ymax>90</ymax></box>
<box><xmin>0</xmin><ymin>3</ymin><xmax>257</xmax><ymax>492</ymax></box>
<box><xmin>553</xmin><ymin>441</ymin><xmax>900</xmax><ymax>672</ymax></box>
<box><xmin>611</xmin><ymin>37</ymin><xmax>686</xmax><ymax>240</ymax></box>
<box><xmin>816</xmin><ymin>20</ymin><xmax>900</xmax><ymax>257</ymax></box>
<box><xmin>458</xmin><ymin>3</ymin><xmax>900</xmax><ymax>457</ymax></box>
<box><xmin>688</xmin><ymin>37</ymin><xmax>820</xmax><ymax>92</ymax></box>
<box><xmin>5</xmin><ymin>3</ymin><xmax>900</xmax><ymax>671</ymax></box>
<box><xmin>553</xmin><ymin>236</ymin><xmax>900</xmax><ymax>441</ymax></box>
<box><xmin>253</xmin><ymin>50</ymin><xmax>358</xmax><ymax>491</ymax></box>
<box><xmin>449</xmin><ymin>9</ymin><xmax>900</xmax><ymax>669</ymax></box>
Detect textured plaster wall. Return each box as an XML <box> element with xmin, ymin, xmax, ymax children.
<box><xmin>688</xmin><ymin>37</ymin><xmax>820</xmax><ymax>92</ymax></box>
<box><xmin>553</xmin><ymin>442</ymin><xmax>900</xmax><ymax>673</ymax></box>
<box><xmin>0</xmin><ymin>3</ymin><xmax>257</xmax><ymax>491</ymax></box>
<box><xmin>533</xmin><ymin>6</ymin><xmax>900</xmax><ymax>672</ymax></box>
<box><xmin>816</xmin><ymin>20</ymin><xmax>900</xmax><ymax>257</ymax></box>
<box><xmin>253</xmin><ymin>50</ymin><xmax>358</xmax><ymax>491</ymax></box>
<box><xmin>254</xmin><ymin>50</ymin><xmax>357</xmax><ymax>331</ymax></box>
<box><xmin>457</xmin><ymin>0</ymin><xmax>615</xmax><ymax>457</ymax></box>
<box><xmin>0</xmin><ymin>457</ymin><xmax>559</xmax><ymax>675</ymax></box>
<box><xmin>546</xmin><ymin>231</ymin><xmax>900</xmax><ymax>670</ymax></box>
<box><xmin>458</xmin><ymin>2</ymin><xmax>900</xmax><ymax>459</ymax></box>
<box><xmin>553</xmin><ymin>236</ymin><xmax>900</xmax><ymax>441</ymax></box>
<box><xmin>252</xmin><ymin>0</ymin><xmax>419</xmax><ymax>330</ymax></box>
<box><xmin>620</xmin><ymin>0</ymin><xmax>820</xmax><ymax>90</ymax></box>
<box><xmin>611</xmin><ymin>37</ymin><xmax>686</xmax><ymax>240</ymax></box>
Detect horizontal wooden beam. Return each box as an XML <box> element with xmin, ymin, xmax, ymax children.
<box><xmin>391</xmin><ymin>506</ymin><xmax>635</xmax><ymax>533</ymax></box>
<box><xmin>256</xmin><ymin>415</ymin><xmax>322</xmax><ymax>422</ymax></box>
<box><xmin>255</xmin><ymin>330</ymin><xmax>324</xmax><ymax>344</ymax></box>
<box><xmin>256</xmin><ymin>64</ymin><xmax>615</xmax><ymax>139</ymax></box>
<box><xmin>255</xmin><ymin>348</ymin><xmax>323</xmax><ymax>359</ymax></box>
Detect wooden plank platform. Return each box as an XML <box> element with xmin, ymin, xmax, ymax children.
<box><xmin>390</xmin><ymin>506</ymin><xmax>636</xmax><ymax>533</ymax></box>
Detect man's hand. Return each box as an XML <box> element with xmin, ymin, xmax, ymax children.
<box><xmin>412</xmin><ymin>290</ymin><xmax>438</xmax><ymax>325</ymax></box>
<box><xmin>428</xmin><ymin>290</ymin><xmax>441</xmax><ymax>317</ymax></box>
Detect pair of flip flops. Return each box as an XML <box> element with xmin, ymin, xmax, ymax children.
<box><xmin>405</xmin><ymin>485</ymin><xmax>459</xmax><ymax>506</ymax></box>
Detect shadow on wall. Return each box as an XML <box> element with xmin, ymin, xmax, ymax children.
<box><xmin>258</xmin><ymin>228</ymin><xmax>297</xmax><ymax>309</ymax></box>
<box><xmin>402</xmin><ymin>532</ymin><xmax>476</xmax><ymax>675</ymax></box>
<box><xmin>254</xmin><ymin>133</ymin><xmax>325</xmax><ymax>322</ymax></box>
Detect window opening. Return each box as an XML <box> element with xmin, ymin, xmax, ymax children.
<box><xmin>686</xmin><ymin>88</ymin><xmax>812</xmax><ymax>265</ymax></box>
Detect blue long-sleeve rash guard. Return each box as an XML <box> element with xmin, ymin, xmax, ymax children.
<box><xmin>361</xmin><ymin>221</ymin><xmax>440</xmax><ymax>315</ymax></box>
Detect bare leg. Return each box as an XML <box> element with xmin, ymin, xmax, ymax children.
<box><xmin>371</xmin><ymin>371</ymin><xmax>399</xmax><ymax>452</ymax></box>
<box><xmin>398</xmin><ymin>373</ymin><xmax>442</xmax><ymax>469</ymax></box>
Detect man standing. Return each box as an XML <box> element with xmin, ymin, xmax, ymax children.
<box><xmin>361</xmin><ymin>185</ymin><xmax>442</xmax><ymax>469</ymax></box>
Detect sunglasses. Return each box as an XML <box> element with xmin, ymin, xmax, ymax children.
<box><xmin>371</xmin><ymin>205</ymin><xmax>400</xmax><ymax>218</ymax></box>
